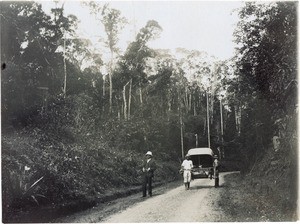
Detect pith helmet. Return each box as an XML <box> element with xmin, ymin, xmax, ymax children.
<box><xmin>145</xmin><ymin>151</ymin><xmax>153</xmax><ymax>156</ymax></box>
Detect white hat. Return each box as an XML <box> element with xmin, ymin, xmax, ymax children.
<box><xmin>145</xmin><ymin>151</ymin><xmax>152</xmax><ymax>156</ymax></box>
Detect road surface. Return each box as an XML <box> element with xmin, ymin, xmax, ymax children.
<box><xmin>104</xmin><ymin>174</ymin><xmax>225</xmax><ymax>222</ymax></box>
<box><xmin>57</xmin><ymin>173</ymin><xmax>230</xmax><ymax>223</ymax></box>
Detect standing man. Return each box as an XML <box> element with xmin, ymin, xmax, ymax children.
<box><xmin>142</xmin><ymin>151</ymin><xmax>156</xmax><ymax>197</ymax></box>
<box><xmin>213</xmin><ymin>155</ymin><xmax>220</xmax><ymax>187</ymax></box>
<box><xmin>181</xmin><ymin>154</ymin><xmax>193</xmax><ymax>190</ymax></box>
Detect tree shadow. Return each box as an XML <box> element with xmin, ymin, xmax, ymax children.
<box><xmin>190</xmin><ymin>185</ymin><xmax>224</xmax><ymax>190</ymax></box>
<box><xmin>150</xmin><ymin>192</ymin><xmax>163</xmax><ymax>197</ymax></box>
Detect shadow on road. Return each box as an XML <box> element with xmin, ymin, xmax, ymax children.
<box><xmin>190</xmin><ymin>185</ymin><xmax>224</xmax><ymax>190</ymax></box>
<box><xmin>148</xmin><ymin>192</ymin><xmax>164</xmax><ymax>197</ymax></box>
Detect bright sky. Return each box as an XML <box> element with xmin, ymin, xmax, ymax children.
<box><xmin>41</xmin><ymin>1</ymin><xmax>244</xmax><ymax>60</ymax></box>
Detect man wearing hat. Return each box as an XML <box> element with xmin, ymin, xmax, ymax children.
<box><xmin>142</xmin><ymin>151</ymin><xmax>157</xmax><ymax>197</ymax></box>
<box><xmin>181</xmin><ymin>154</ymin><xmax>193</xmax><ymax>190</ymax></box>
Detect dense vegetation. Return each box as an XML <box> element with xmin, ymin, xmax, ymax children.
<box><xmin>232</xmin><ymin>2</ymin><xmax>298</xmax><ymax>218</ymax></box>
<box><xmin>1</xmin><ymin>1</ymin><xmax>297</xmax><ymax>221</ymax></box>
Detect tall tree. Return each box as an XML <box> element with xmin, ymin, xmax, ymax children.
<box><xmin>115</xmin><ymin>20</ymin><xmax>162</xmax><ymax>119</ymax></box>
<box><xmin>87</xmin><ymin>2</ymin><xmax>127</xmax><ymax>114</ymax></box>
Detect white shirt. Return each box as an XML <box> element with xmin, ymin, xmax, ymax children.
<box><xmin>181</xmin><ymin>159</ymin><xmax>193</xmax><ymax>170</ymax></box>
<box><xmin>213</xmin><ymin>159</ymin><xmax>219</xmax><ymax>168</ymax></box>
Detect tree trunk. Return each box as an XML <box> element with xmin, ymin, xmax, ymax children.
<box><xmin>235</xmin><ymin>76</ymin><xmax>242</xmax><ymax>136</ymax></box>
<box><xmin>184</xmin><ymin>87</ymin><xmax>188</xmax><ymax>112</ymax></box>
<box><xmin>123</xmin><ymin>80</ymin><xmax>130</xmax><ymax>120</ymax></box>
<box><xmin>220</xmin><ymin>99</ymin><xmax>224</xmax><ymax>158</ymax></box>
<box><xmin>206</xmin><ymin>92</ymin><xmax>211</xmax><ymax>148</ymax></box>
<box><xmin>234</xmin><ymin>103</ymin><xmax>241</xmax><ymax>136</ymax></box>
<box><xmin>239</xmin><ymin>106</ymin><xmax>242</xmax><ymax>136</ymax></box>
<box><xmin>220</xmin><ymin>99</ymin><xmax>224</xmax><ymax>136</ymax></box>
<box><xmin>103</xmin><ymin>75</ymin><xmax>106</xmax><ymax>97</ymax></box>
<box><xmin>189</xmin><ymin>92</ymin><xmax>192</xmax><ymax>112</ymax></box>
<box><xmin>109</xmin><ymin>71</ymin><xmax>112</xmax><ymax>114</ymax></box>
<box><xmin>178</xmin><ymin>88</ymin><xmax>184</xmax><ymax>159</ymax></box>
<box><xmin>123</xmin><ymin>84</ymin><xmax>127</xmax><ymax>120</ymax></box>
<box><xmin>203</xmin><ymin>118</ymin><xmax>207</xmax><ymax>136</ymax></box>
<box><xmin>128</xmin><ymin>79</ymin><xmax>132</xmax><ymax>120</ymax></box>
<box><xmin>180</xmin><ymin>111</ymin><xmax>184</xmax><ymax>159</ymax></box>
<box><xmin>237</xmin><ymin>105</ymin><xmax>242</xmax><ymax>136</ymax></box>
<box><xmin>193</xmin><ymin>96</ymin><xmax>197</xmax><ymax>116</ymax></box>
<box><xmin>167</xmin><ymin>90</ymin><xmax>171</xmax><ymax>121</ymax></box>
<box><xmin>210</xmin><ymin>92</ymin><xmax>214</xmax><ymax>124</ymax></box>
<box><xmin>109</xmin><ymin>51</ymin><xmax>114</xmax><ymax>114</ymax></box>
<box><xmin>168</xmin><ymin>91</ymin><xmax>172</xmax><ymax>112</ymax></box>
<box><xmin>139</xmin><ymin>84</ymin><xmax>143</xmax><ymax>105</ymax></box>
<box><xmin>63</xmin><ymin>38</ymin><xmax>67</xmax><ymax>98</ymax></box>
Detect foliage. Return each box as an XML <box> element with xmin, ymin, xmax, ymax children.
<box><xmin>232</xmin><ymin>2</ymin><xmax>297</xmax><ymax>171</ymax></box>
<box><xmin>1</xmin><ymin>1</ymin><xmax>81</xmax><ymax>125</ymax></box>
<box><xmin>228</xmin><ymin>2</ymin><xmax>298</xmax><ymax>218</ymax></box>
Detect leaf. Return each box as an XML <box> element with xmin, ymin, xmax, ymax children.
<box><xmin>23</xmin><ymin>176</ymin><xmax>44</xmax><ymax>196</ymax></box>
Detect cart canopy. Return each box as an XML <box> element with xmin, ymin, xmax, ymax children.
<box><xmin>187</xmin><ymin>148</ymin><xmax>214</xmax><ymax>156</ymax></box>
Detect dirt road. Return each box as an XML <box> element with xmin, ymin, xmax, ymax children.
<box><xmin>104</xmin><ymin>176</ymin><xmax>225</xmax><ymax>222</ymax></box>
<box><xmin>56</xmin><ymin>173</ymin><xmax>231</xmax><ymax>223</ymax></box>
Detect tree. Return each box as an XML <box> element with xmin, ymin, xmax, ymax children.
<box><xmin>1</xmin><ymin>2</ymin><xmax>79</xmax><ymax>125</ymax></box>
<box><xmin>115</xmin><ymin>20</ymin><xmax>162</xmax><ymax>119</ymax></box>
<box><xmin>87</xmin><ymin>2</ymin><xmax>127</xmax><ymax>115</ymax></box>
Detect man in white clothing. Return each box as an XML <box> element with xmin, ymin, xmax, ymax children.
<box><xmin>213</xmin><ymin>155</ymin><xmax>220</xmax><ymax>187</ymax></box>
<box><xmin>181</xmin><ymin>154</ymin><xmax>193</xmax><ymax>190</ymax></box>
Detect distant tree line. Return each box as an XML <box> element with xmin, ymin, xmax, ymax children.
<box><xmin>1</xmin><ymin>1</ymin><xmax>238</xmax><ymax>154</ymax></box>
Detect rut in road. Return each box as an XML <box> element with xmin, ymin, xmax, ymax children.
<box><xmin>103</xmin><ymin>173</ymin><xmax>227</xmax><ymax>222</ymax></box>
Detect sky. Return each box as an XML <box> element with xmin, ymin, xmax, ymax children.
<box><xmin>41</xmin><ymin>1</ymin><xmax>244</xmax><ymax>61</ymax></box>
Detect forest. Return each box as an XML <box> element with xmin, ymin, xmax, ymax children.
<box><xmin>1</xmin><ymin>1</ymin><xmax>298</xmax><ymax>221</ymax></box>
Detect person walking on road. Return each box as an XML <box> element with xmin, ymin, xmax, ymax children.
<box><xmin>142</xmin><ymin>151</ymin><xmax>157</xmax><ymax>197</ymax></box>
<box><xmin>213</xmin><ymin>155</ymin><xmax>220</xmax><ymax>187</ymax></box>
<box><xmin>180</xmin><ymin>154</ymin><xmax>193</xmax><ymax>190</ymax></box>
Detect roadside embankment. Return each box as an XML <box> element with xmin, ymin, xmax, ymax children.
<box><xmin>219</xmin><ymin>172</ymin><xmax>298</xmax><ymax>222</ymax></box>
<box><xmin>4</xmin><ymin>180</ymin><xmax>181</xmax><ymax>223</ymax></box>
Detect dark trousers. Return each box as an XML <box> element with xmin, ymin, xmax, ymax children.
<box><xmin>142</xmin><ymin>174</ymin><xmax>153</xmax><ymax>196</ymax></box>
<box><xmin>214</xmin><ymin>167</ymin><xmax>219</xmax><ymax>187</ymax></box>
<box><xmin>215</xmin><ymin>177</ymin><xmax>219</xmax><ymax>187</ymax></box>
